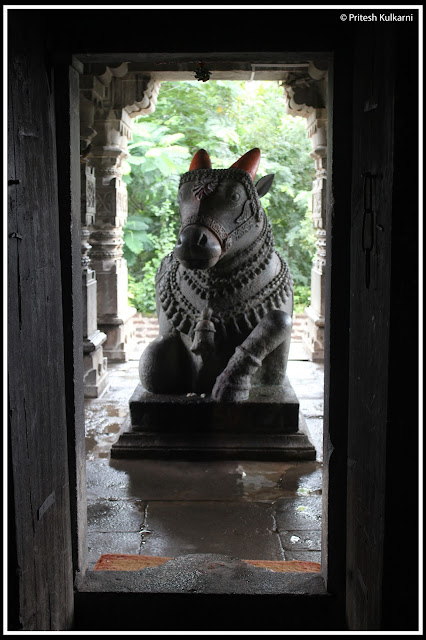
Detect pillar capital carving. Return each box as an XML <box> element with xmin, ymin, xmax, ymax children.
<box><xmin>80</xmin><ymin>65</ymin><xmax>161</xmax><ymax>171</ymax></box>
<box><xmin>83</xmin><ymin>76</ymin><xmax>160</xmax><ymax>182</ymax></box>
<box><xmin>282</xmin><ymin>62</ymin><xmax>327</xmax><ymax>118</ymax></box>
<box><xmin>83</xmin><ymin>62</ymin><xmax>130</xmax><ymax>86</ymax></box>
<box><xmin>82</xmin><ymin>62</ymin><xmax>161</xmax><ymax>116</ymax></box>
<box><xmin>80</xmin><ymin>75</ymin><xmax>105</xmax><ymax>153</ymax></box>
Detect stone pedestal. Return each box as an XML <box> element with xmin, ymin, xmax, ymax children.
<box><xmin>111</xmin><ymin>379</ymin><xmax>316</xmax><ymax>460</ymax></box>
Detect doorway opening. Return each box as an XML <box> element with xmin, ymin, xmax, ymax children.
<box><xmin>83</xmin><ymin>73</ymin><xmax>325</xmax><ymax>572</ymax></box>
<box><xmin>77</xmin><ymin>54</ymin><xmax>331</xmax><ymax>597</ymax></box>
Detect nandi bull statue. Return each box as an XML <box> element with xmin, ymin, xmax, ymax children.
<box><xmin>139</xmin><ymin>148</ymin><xmax>293</xmax><ymax>403</ymax></box>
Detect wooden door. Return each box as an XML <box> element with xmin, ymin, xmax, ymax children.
<box><xmin>345</xmin><ymin>25</ymin><xmax>396</xmax><ymax>630</ymax></box>
<box><xmin>7</xmin><ymin>16</ymin><xmax>74</xmax><ymax>630</ymax></box>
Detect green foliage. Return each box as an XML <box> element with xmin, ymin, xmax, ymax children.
<box><xmin>123</xmin><ymin>80</ymin><xmax>316</xmax><ymax>312</ymax></box>
<box><xmin>293</xmin><ymin>285</ymin><xmax>312</xmax><ymax>314</ymax></box>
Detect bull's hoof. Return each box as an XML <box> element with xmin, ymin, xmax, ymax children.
<box><xmin>211</xmin><ymin>374</ymin><xmax>251</xmax><ymax>403</ymax></box>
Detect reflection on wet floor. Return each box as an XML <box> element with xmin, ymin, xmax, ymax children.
<box><xmin>85</xmin><ymin>342</ymin><xmax>324</xmax><ymax>569</ymax></box>
<box><xmin>85</xmin><ymin>403</ymin><xmax>130</xmax><ymax>459</ymax></box>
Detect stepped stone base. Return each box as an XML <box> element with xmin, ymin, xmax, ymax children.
<box><xmin>83</xmin><ymin>349</ymin><xmax>109</xmax><ymax>398</ymax></box>
<box><xmin>302</xmin><ymin>306</ymin><xmax>325</xmax><ymax>362</ymax></box>
<box><xmin>99</xmin><ymin>307</ymin><xmax>137</xmax><ymax>362</ymax></box>
<box><xmin>111</xmin><ymin>378</ymin><xmax>316</xmax><ymax>461</ymax></box>
<box><xmin>83</xmin><ymin>330</ymin><xmax>109</xmax><ymax>398</ymax></box>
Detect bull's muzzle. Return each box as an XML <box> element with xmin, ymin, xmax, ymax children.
<box><xmin>174</xmin><ymin>224</ymin><xmax>222</xmax><ymax>270</ymax></box>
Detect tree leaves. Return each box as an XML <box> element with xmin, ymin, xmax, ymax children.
<box><xmin>124</xmin><ymin>80</ymin><xmax>316</xmax><ymax>311</ymax></box>
<box><xmin>123</xmin><ymin>215</ymin><xmax>154</xmax><ymax>257</ymax></box>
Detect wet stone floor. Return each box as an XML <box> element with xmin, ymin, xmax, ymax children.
<box><xmin>85</xmin><ymin>342</ymin><xmax>324</xmax><ymax>570</ymax></box>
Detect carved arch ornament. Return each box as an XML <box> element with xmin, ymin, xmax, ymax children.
<box><xmin>79</xmin><ymin>59</ymin><xmax>327</xmax><ymax>185</ymax></box>
<box><xmin>79</xmin><ymin>62</ymin><xmax>161</xmax><ymax>156</ymax></box>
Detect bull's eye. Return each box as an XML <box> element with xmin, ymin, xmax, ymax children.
<box><xmin>230</xmin><ymin>192</ymin><xmax>241</xmax><ymax>202</ymax></box>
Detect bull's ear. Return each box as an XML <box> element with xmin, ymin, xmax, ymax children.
<box><xmin>189</xmin><ymin>149</ymin><xmax>212</xmax><ymax>171</ymax></box>
<box><xmin>255</xmin><ymin>174</ymin><xmax>275</xmax><ymax>197</ymax></box>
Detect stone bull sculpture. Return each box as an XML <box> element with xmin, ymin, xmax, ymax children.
<box><xmin>139</xmin><ymin>148</ymin><xmax>293</xmax><ymax>402</ymax></box>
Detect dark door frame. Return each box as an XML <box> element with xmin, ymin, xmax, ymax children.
<box><xmin>51</xmin><ymin>14</ymin><xmax>419</xmax><ymax>633</ymax></box>
<box><xmin>53</xmin><ymin>49</ymin><xmax>352</xmax><ymax>631</ymax></box>
<box><xmin>7</xmin><ymin>6</ymin><xmax>419</xmax><ymax>631</ymax></box>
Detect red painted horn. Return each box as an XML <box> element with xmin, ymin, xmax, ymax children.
<box><xmin>229</xmin><ymin>148</ymin><xmax>261</xmax><ymax>181</ymax></box>
<box><xmin>189</xmin><ymin>149</ymin><xmax>212</xmax><ymax>171</ymax></box>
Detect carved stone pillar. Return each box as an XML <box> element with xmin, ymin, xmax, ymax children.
<box><xmin>80</xmin><ymin>78</ymin><xmax>109</xmax><ymax>397</ymax></box>
<box><xmin>88</xmin><ymin>106</ymin><xmax>135</xmax><ymax>361</ymax></box>
<box><xmin>83</xmin><ymin>65</ymin><xmax>160</xmax><ymax>361</ymax></box>
<box><xmin>282</xmin><ymin>62</ymin><xmax>328</xmax><ymax>361</ymax></box>
<box><xmin>305</xmin><ymin>109</ymin><xmax>327</xmax><ymax>360</ymax></box>
<box><xmin>81</xmin><ymin>162</ymin><xmax>109</xmax><ymax>396</ymax></box>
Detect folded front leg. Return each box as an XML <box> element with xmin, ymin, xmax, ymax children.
<box><xmin>211</xmin><ymin>310</ymin><xmax>292</xmax><ymax>402</ymax></box>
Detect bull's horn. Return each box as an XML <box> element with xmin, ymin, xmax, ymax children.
<box><xmin>189</xmin><ymin>149</ymin><xmax>212</xmax><ymax>171</ymax></box>
<box><xmin>229</xmin><ymin>148</ymin><xmax>261</xmax><ymax>181</ymax></box>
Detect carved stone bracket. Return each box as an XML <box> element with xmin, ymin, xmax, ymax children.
<box><xmin>282</xmin><ymin>62</ymin><xmax>327</xmax><ymax>118</ymax></box>
<box><xmin>80</xmin><ymin>75</ymin><xmax>105</xmax><ymax>155</ymax></box>
<box><xmin>83</xmin><ymin>62</ymin><xmax>161</xmax><ymax>117</ymax></box>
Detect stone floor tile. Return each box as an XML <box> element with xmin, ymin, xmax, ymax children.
<box><xmin>140</xmin><ymin>501</ymin><xmax>284</xmax><ymax>561</ymax></box>
<box><xmin>87</xmin><ymin>531</ymin><xmax>143</xmax><ymax>567</ymax></box>
<box><xmin>275</xmin><ymin>496</ymin><xmax>322</xmax><ymax>531</ymax></box>
<box><xmin>85</xmin><ymin>347</ymin><xmax>325</xmax><ymax>565</ymax></box>
<box><xmin>86</xmin><ymin>458</ymin><xmax>137</xmax><ymax>501</ymax></box>
<box><xmin>303</xmin><ymin>418</ymin><xmax>323</xmax><ymax>462</ymax></box>
<box><xmin>278</xmin><ymin>530</ymin><xmax>322</xmax><ymax>551</ymax></box>
<box><xmin>288</xmin><ymin>342</ymin><xmax>309</xmax><ymax>361</ymax></box>
<box><xmin>299</xmin><ymin>398</ymin><xmax>324</xmax><ymax>418</ymax></box>
<box><xmin>287</xmin><ymin>361</ymin><xmax>324</xmax><ymax>387</ymax></box>
<box><xmin>284</xmin><ymin>550</ymin><xmax>322</xmax><ymax>564</ymax></box>
<box><xmin>293</xmin><ymin>386</ymin><xmax>324</xmax><ymax>400</ymax></box>
<box><xmin>98</xmin><ymin>459</ymin><xmax>321</xmax><ymax>503</ymax></box>
<box><xmin>99</xmin><ymin>386</ymin><xmax>137</xmax><ymax>404</ymax></box>
<box><xmin>85</xmin><ymin>402</ymin><xmax>129</xmax><ymax>459</ymax></box>
<box><xmin>276</xmin><ymin>462</ymin><xmax>323</xmax><ymax>496</ymax></box>
<box><xmin>109</xmin><ymin>459</ymin><xmax>246</xmax><ymax>502</ymax></box>
<box><xmin>87</xmin><ymin>498</ymin><xmax>145</xmax><ymax>532</ymax></box>
<box><xmin>231</xmin><ymin>461</ymin><xmax>314</xmax><ymax>502</ymax></box>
